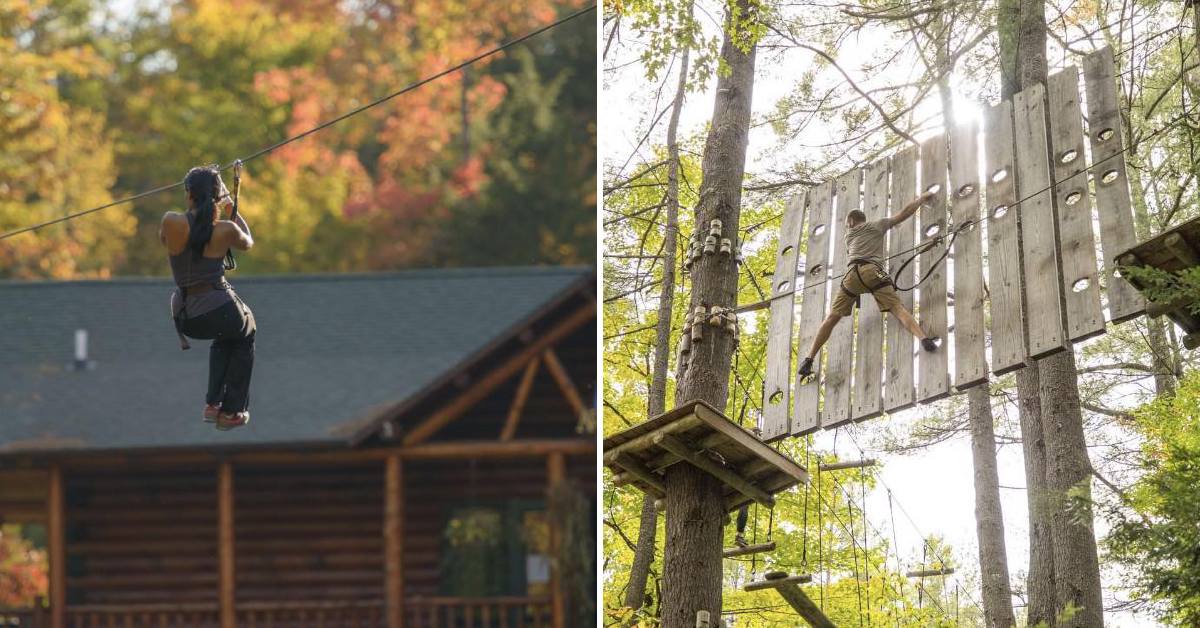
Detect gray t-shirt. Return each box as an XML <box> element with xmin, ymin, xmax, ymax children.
<box><xmin>845</xmin><ymin>218</ymin><xmax>891</xmax><ymax>267</ymax></box>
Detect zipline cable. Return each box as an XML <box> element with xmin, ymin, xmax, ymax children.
<box><xmin>0</xmin><ymin>4</ymin><xmax>596</xmax><ymax>243</ymax></box>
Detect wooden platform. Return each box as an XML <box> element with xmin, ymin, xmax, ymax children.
<box><xmin>743</xmin><ymin>573</ymin><xmax>834</xmax><ymax>628</ymax></box>
<box><xmin>603</xmin><ymin>400</ymin><xmax>809</xmax><ymax>513</ymax></box>
<box><xmin>1117</xmin><ymin>215</ymin><xmax>1200</xmax><ymax>348</ymax></box>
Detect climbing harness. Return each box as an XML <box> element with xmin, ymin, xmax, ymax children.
<box><xmin>889</xmin><ymin>221</ymin><xmax>969</xmax><ymax>292</ymax></box>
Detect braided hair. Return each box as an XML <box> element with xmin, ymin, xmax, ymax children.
<box><xmin>183</xmin><ymin>165</ymin><xmax>222</xmax><ymax>259</ymax></box>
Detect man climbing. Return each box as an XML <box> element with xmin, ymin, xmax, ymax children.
<box><xmin>797</xmin><ymin>190</ymin><xmax>939</xmax><ymax>380</ymax></box>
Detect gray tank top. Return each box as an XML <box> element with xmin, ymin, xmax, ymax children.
<box><xmin>169</xmin><ymin>213</ymin><xmax>233</xmax><ymax>318</ymax></box>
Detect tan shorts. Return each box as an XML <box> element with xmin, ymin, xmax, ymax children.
<box><xmin>830</xmin><ymin>263</ymin><xmax>902</xmax><ymax>316</ymax></box>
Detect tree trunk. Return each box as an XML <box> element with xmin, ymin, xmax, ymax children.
<box><xmin>997</xmin><ymin>0</ymin><xmax>1057</xmax><ymax>623</ymax></box>
<box><xmin>1009</xmin><ymin>2</ymin><xmax>1106</xmax><ymax>625</ymax></box>
<box><xmin>623</xmin><ymin>28</ymin><xmax>692</xmax><ymax>613</ymax></box>
<box><xmin>661</xmin><ymin>1</ymin><xmax>756</xmax><ymax>626</ymax></box>
<box><xmin>1016</xmin><ymin>364</ymin><xmax>1057</xmax><ymax>626</ymax></box>
<box><xmin>968</xmin><ymin>386</ymin><xmax>1017</xmax><ymax>627</ymax></box>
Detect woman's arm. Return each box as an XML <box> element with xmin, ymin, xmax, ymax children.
<box><xmin>218</xmin><ymin>216</ymin><xmax>254</xmax><ymax>251</ymax></box>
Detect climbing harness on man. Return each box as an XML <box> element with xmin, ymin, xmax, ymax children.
<box><xmin>161</xmin><ymin>162</ymin><xmax>256</xmax><ymax>431</ymax></box>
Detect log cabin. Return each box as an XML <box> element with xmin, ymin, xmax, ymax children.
<box><xmin>0</xmin><ymin>267</ymin><xmax>597</xmax><ymax>628</ymax></box>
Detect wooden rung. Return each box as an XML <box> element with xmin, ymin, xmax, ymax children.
<box><xmin>723</xmin><ymin>542</ymin><xmax>776</xmax><ymax>558</ymax></box>
<box><xmin>745</xmin><ymin>575</ymin><xmax>834</xmax><ymax>628</ymax></box>
<box><xmin>652</xmin><ymin>433</ymin><xmax>775</xmax><ymax>507</ymax></box>
<box><xmin>818</xmin><ymin>459</ymin><xmax>877</xmax><ymax>472</ymax></box>
<box><xmin>906</xmin><ymin>567</ymin><xmax>956</xmax><ymax>578</ymax></box>
<box><xmin>743</xmin><ymin>573</ymin><xmax>813</xmax><ymax>592</ymax></box>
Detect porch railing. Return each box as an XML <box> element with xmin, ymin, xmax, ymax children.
<box><xmin>404</xmin><ymin>596</ymin><xmax>552</xmax><ymax>628</ymax></box>
<box><xmin>40</xmin><ymin>596</ymin><xmax>550</xmax><ymax>628</ymax></box>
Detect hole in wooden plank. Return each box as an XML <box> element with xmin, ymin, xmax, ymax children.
<box><xmin>991</xmin><ymin>168</ymin><xmax>1009</xmax><ymax>183</ymax></box>
<box><xmin>1112</xmin><ymin>267</ymin><xmax>1122</xmax><ymax>278</ymax></box>
<box><xmin>812</xmin><ymin>223</ymin><xmax>826</xmax><ymax>236</ymax></box>
<box><xmin>956</xmin><ymin>183</ymin><xmax>976</xmax><ymax>198</ymax></box>
<box><xmin>992</xmin><ymin>205</ymin><xmax>1009</xmax><ymax>219</ymax></box>
<box><xmin>778</xmin><ymin>280</ymin><xmax>790</xmax><ymax>293</ymax></box>
<box><xmin>925</xmin><ymin>183</ymin><xmax>942</xmax><ymax>194</ymax></box>
<box><xmin>780</xmin><ymin>245</ymin><xmax>794</xmax><ymax>257</ymax></box>
<box><xmin>768</xmin><ymin>390</ymin><xmax>784</xmax><ymax>404</ymax></box>
<box><xmin>1059</xmin><ymin>148</ymin><xmax>1079</xmax><ymax>164</ymax></box>
<box><xmin>1101</xmin><ymin>169</ymin><xmax>1120</xmax><ymax>184</ymax></box>
<box><xmin>809</xmin><ymin>263</ymin><xmax>823</xmax><ymax>276</ymax></box>
<box><xmin>1065</xmin><ymin>191</ymin><xmax>1083</xmax><ymax>205</ymax></box>
<box><xmin>924</xmin><ymin>223</ymin><xmax>942</xmax><ymax>237</ymax></box>
<box><xmin>1097</xmin><ymin>127</ymin><xmax>1115</xmax><ymax>141</ymax></box>
<box><xmin>1072</xmin><ymin>277</ymin><xmax>1091</xmax><ymax>292</ymax></box>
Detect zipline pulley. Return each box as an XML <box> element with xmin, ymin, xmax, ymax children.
<box><xmin>223</xmin><ymin>159</ymin><xmax>243</xmax><ymax>271</ymax></box>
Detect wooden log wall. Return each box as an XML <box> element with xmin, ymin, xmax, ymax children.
<box><xmin>763</xmin><ymin>47</ymin><xmax>1143</xmax><ymax>436</ymax></box>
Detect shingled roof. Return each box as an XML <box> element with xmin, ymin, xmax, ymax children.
<box><xmin>0</xmin><ymin>267</ymin><xmax>592</xmax><ymax>455</ymax></box>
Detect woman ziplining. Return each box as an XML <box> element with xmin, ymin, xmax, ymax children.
<box><xmin>160</xmin><ymin>163</ymin><xmax>255</xmax><ymax>431</ymax></box>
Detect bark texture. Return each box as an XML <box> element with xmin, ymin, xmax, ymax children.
<box><xmin>661</xmin><ymin>2</ymin><xmax>756</xmax><ymax>626</ymax></box>
<box><xmin>623</xmin><ymin>30</ymin><xmax>692</xmax><ymax>613</ymax></box>
<box><xmin>968</xmin><ymin>386</ymin><xmax>1016</xmax><ymax>627</ymax></box>
<box><xmin>1016</xmin><ymin>364</ymin><xmax>1057</xmax><ymax>626</ymax></box>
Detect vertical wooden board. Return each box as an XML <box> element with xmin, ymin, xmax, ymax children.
<box><xmin>983</xmin><ymin>101</ymin><xmax>1029</xmax><ymax>374</ymax></box>
<box><xmin>849</xmin><ymin>158</ymin><xmax>889</xmax><ymax>422</ymax></box>
<box><xmin>884</xmin><ymin>147</ymin><xmax>918</xmax><ymax>412</ymax></box>
<box><xmin>1013</xmin><ymin>84</ymin><xmax>1069</xmax><ymax>359</ymax></box>
<box><xmin>1047</xmin><ymin>67</ymin><xmax>1106</xmax><ymax>341</ymax></box>
<box><xmin>949</xmin><ymin>119</ymin><xmax>988</xmax><ymax>390</ymax></box>
<box><xmin>761</xmin><ymin>192</ymin><xmax>809</xmax><ymax>440</ymax></box>
<box><xmin>1083</xmin><ymin>47</ymin><xmax>1146</xmax><ymax>322</ymax></box>
<box><xmin>792</xmin><ymin>181</ymin><xmax>835</xmax><ymax>435</ymax></box>
<box><xmin>917</xmin><ymin>134</ymin><xmax>951</xmax><ymax>403</ymax></box>
<box><xmin>823</xmin><ymin>168</ymin><xmax>863</xmax><ymax>427</ymax></box>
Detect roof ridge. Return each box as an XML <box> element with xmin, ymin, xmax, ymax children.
<box><xmin>0</xmin><ymin>265</ymin><xmax>593</xmax><ymax>289</ymax></box>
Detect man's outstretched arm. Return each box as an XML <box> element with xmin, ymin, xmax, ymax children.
<box><xmin>886</xmin><ymin>191</ymin><xmax>935</xmax><ymax>228</ymax></box>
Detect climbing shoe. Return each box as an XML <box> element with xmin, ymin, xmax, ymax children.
<box><xmin>734</xmin><ymin>533</ymin><xmax>749</xmax><ymax>548</ymax></box>
<box><xmin>215</xmin><ymin>411</ymin><xmax>250</xmax><ymax>431</ymax></box>
<box><xmin>921</xmin><ymin>336</ymin><xmax>941</xmax><ymax>352</ymax></box>
<box><xmin>797</xmin><ymin>357</ymin><xmax>814</xmax><ymax>380</ymax></box>
<box><xmin>203</xmin><ymin>404</ymin><xmax>220</xmax><ymax>423</ymax></box>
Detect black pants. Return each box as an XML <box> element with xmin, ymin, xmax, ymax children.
<box><xmin>736</xmin><ymin>504</ymin><xmax>749</xmax><ymax>534</ymax></box>
<box><xmin>180</xmin><ymin>299</ymin><xmax>256</xmax><ymax>413</ymax></box>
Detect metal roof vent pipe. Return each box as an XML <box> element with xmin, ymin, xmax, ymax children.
<box><xmin>72</xmin><ymin>329</ymin><xmax>95</xmax><ymax>372</ymax></box>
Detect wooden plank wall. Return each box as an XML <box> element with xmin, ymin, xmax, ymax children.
<box><xmin>761</xmin><ymin>192</ymin><xmax>808</xmax><ymax>440</ymax></box>
<box><xmin>768</xmin><ymin>47</ymin><xmax>1141</xmax><ymax>430</ymax></box>
<box><xmin>823</xmin><ymin>169</ymin><xmax>863</xmax><ymax>424</ymax></box>
<box><xmin>792</xmin><ymin>181</ymin><xmax>835</xmax><ymax>434</ymax></box>
<box><xmin>883</xmin><ymin>147</ymin><xmax>918</xmax><ymax>413</ymax></box>
<box><xmin>1013</xmin><ymin>84</ymin><xmax>1069</xmax><ymax>359</ymax></box>
<box><xmin>949</xmin><ymin>119</ymin><xmax>988</xmax><ymax>390</ymax></box>
<box><xmin>984</xmin><ymin>100</ymin><xmax>1029</xmax><ymax>374</ymax></box>
<box><xmin>849</xmin><ymin>158</ymin><xmax>890</xmax><ymax>423</ymax></box>
<box><xmin>917</xmin><ymin>135</ymin><xmax>950</xmax><ymax>403</ymax></box>
<box><xmin>65</xmin><ymin>469</ymin><xmax>220</xmax><ymax>606</ymax></box>
<box><xmin>1083</xmin><ymin>47</ymin><xmax>1146</xmax><ymax>322</ymax></box>
<box><xmin>1047</xmin><ymin>66</ymin><xmax>1106</xmax><ymax>341</ymax></box>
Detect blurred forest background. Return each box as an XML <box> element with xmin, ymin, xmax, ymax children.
<box><xmin>0</xmin><ymin>0</ymin><xmax>596</xmax><ymax>279</ymax></box>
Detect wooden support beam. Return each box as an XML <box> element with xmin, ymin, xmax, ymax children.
<box><xmin>542</xmin><ymin>348</ymin><xmax>588</xmax><ymax>418</ymax></box>
<box><xmin>607</xmin><ymin>453</ymin><xmax>666</xmax><ymax>497</ymax></box>
<box><xmin>818</xmin><ymin>459</ymin><xmax>877</xmax><ymax>472</ymax></box>
<box><xmin>385</xmin><ymin>455</ymin><xmax>404</xmax><ymax>628</ymax></box>
<box><xmin>48</xmin><ymin>465</ymin><xmax>64</xmax><ymax>628</ymax></box>
<box><xmin>723</xmin><ymin>542</ymin><xmax>776</xmax><ymax>558</ymax></box>
<box><xmin>402</xmin><ymin>302</ymin><xmax>594</xmax><ymax>445</ymax></box>
<box><xmin>1164</xmin><ymin>233</ymin><xmax>1199</xmax><ymax>266</ymax></box>
<box><xmin>906</xmin><ymin>567</ymin><xmax>956</xmax><ymax>578</ymax></box>
<box><xmin>218</xmin><ymin>461</ymin><xmax>235</xmax><ymax>628</ymax></box>
<box><xmin>403</xmin><ymin>439</ymin><xmax>594</xmax><ymax>460</ymax></box>
<box><xmin>547</xmin><ymin>452</ymin><xmax>566</xmax><ymax>628</ymax></box>
<box><xmin>743</xmin><ymin>573</ymin><xmax>813</xmax><ymax>592</ymax></box>
<box><xmin>652</xmin><ymin>433</ymin><xmax>775</xmax><ymax>507</ymax></box>
<box><xmin>501</xmin><ymin>357</ymin><xmax>540</xmax><ymax>441</ymax></box>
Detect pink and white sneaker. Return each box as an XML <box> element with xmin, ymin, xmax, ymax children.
<box><xmin>215</xmin><ymin>411</ymin><xmax>250</xmax><ymax>431</ymax></box>
<box><xmin>203</xmin><ymin>404</ymin><xmax>221</xmax><ymax>423</ymax></box>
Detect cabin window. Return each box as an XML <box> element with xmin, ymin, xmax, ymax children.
<box><xmin>440</xmin><ymin>500</ymin><xmax>548</xmax><ymax>597</ymax></box>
